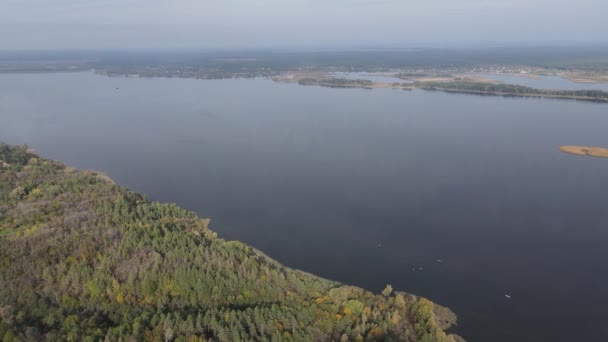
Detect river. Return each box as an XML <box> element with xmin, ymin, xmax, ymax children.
<box><xmin>2</xmin><ymin>72</ymin><xmax>608</xmax><ymax>341</ymax></box>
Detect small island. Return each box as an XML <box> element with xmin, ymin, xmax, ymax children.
<box><xmin>560</xmin><ymin>145</ymin><xmax>608</xmax><ymax>158</ymax></box>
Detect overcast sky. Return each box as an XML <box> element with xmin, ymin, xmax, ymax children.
<box><xmin>1</xmin><ymin>0</ymin><xmax>607</xmax><ymax>50</ymax></box>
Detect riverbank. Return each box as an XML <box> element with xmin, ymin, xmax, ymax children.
<box><xmin>273</xmin><ymin>73</ymin><xmax>608</xmax><ymax>102</ymax></box>
<box><xmin>415</xmin><ymin>83</ymin><xmax>608</xmax><ymax>103</ymax></box>
<box><xmin>0</xmin><ymin>142</ymin><xmax>461</xmax><ymax>341</ymax></box>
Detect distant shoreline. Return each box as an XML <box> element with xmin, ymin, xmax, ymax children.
<box><xmin>2</xmin><ymin>68</ymin><xmax>608</xmax><ymax>103</ymax></box>
<box><xmin>272</xmin><ymin>73</ymin><xmax>608</xmax><ymax>103</ymax></box>
<box><xmin>415</xmin><ymin>85</ymin><xmax>608</xmax><ymax>103</ymax></box>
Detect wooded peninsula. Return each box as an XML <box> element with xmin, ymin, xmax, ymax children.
<box><xmin>274</xmin><ymin>75</ymin><xmax>608</xmax><ymax>102</ymax></box>
<box><xmin>0</xmin><ymin>143</ymin><xmax>461</xmax><ymax>342</ymax></box>
<box><xmin>414</xmin><ymin>81</ymin><xmax>608</xmax><ymax>102</ymax></box>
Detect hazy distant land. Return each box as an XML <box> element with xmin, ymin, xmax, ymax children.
<box><xmin>3</xmin><ymin>48</ymin><xmax>608</xmax><ymax>103</ymax></box>
<box><xmin>272</xmin><ymin>73</ymin><xmax>608</xmax><ymax>102</ymax></box>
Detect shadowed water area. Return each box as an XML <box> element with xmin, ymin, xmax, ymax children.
<box><xmin>2</xmin><ymin>72</ymin><xmax>608</xmax><ymax>341</ymax></box>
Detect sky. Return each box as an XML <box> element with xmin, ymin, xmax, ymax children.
<box><xmin>1</xmin><ymin>0</ymin><xmax>607</xmax><ymax>50</ymax></box>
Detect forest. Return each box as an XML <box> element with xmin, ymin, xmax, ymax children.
<box><xmin>0</xmin><ymin>143</ymin><xmax>459</xmax><ymax>342</ymax></box>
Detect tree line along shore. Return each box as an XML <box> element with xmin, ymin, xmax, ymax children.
<box><xmin>0</xmin><ymin>143</ymin><xmax>461</xmax><ymax>342</ymax></box>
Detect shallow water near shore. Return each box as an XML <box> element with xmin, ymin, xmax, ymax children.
<box><xmin>2</xmin><ymin>71</ymin><xmax>608</xmax><ymax>341</ymax></box>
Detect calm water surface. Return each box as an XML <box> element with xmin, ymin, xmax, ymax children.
<box><xmin>2</xmin><ymin>72</ymin><xmax>608</xmax><ymax>342</ymax></box>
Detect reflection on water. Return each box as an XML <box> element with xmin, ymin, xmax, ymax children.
<box><xmin>1</xmin><ymin>72</ymin><xmax>608</xmax><ymax>342</ymax></box>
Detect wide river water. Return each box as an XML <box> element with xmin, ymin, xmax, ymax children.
<box><xmin>2</xmin><ymin>72</ymin><xmax>608</xmax><ymax>341</ymax></box>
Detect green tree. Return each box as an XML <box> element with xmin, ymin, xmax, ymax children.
<box><xmin>382</xmin><ymin>284</ymin><xmax>393</xmax><ymax>297</ymax></box>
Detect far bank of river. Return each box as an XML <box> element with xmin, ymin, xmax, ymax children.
<box><xmin>273</xmin><ymin>73</ymin><xmax>608</xmax><ymax>103</ymax></box>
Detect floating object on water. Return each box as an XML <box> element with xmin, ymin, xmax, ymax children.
<box><xmin>435</xmin><ymin>259</ymin><xmax>443</xmax><ymax>263</ymax></box>
<box><xmin>560</xmin><ymin>146</ymin><xmax>608</xmax><ymax>158</ymax></box>
<box><xmin>505</xmin><ymin>294</ymin><xmax>511</xmax><ymax>299</ymax></box>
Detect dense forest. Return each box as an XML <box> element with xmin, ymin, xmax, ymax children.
<box><xmin>0</xmin><ymin>143</ymin><xmax>460</xmax><ymax>342</ymax></box>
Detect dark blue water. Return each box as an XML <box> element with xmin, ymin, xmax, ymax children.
<box><xmin>2</xmin><ymin>72</ymin><xmax>608</xmax><ymax>342</ymax></box>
